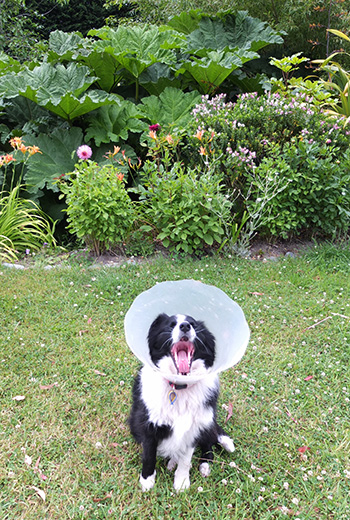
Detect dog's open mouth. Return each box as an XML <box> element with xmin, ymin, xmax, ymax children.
<box><xmin>171</xmin><ymin>337</ymin><xmax>194</xmax><ymax>375</ymax></box>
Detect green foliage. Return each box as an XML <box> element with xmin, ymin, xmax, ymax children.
<box><xmin>313</xmin><ymin>30</ymin><xmax>350</xmax><ymax>122</ymax></box>
<box><xmin>85</xmin><ymin>101</ymin><xmax>146</xmax><ymax>146</ymax></box>
<box><xmin>139</xmin><ymin>87</ymin><xmax>201</xmax><ymax>128</ymax></box>
<box><xmin>59</xmin><ymin>160</ymin><xmax>136</xmax><ymax>255</ymax></box>
<box><xmin>0</xmin><ymin>184</ymin><xmax>56</xmax><ymax>261</ymax></box>
<box><xmin>134</xmin><ymin>162</ymin><xmax>232</xmax><ymax>254</ymax></box>
<box><xmin>0</xmin><ymin>62</ymin><xmax>121</xmax><ymax>122</ymax></box>
<box><xmin>23</xmin><ymin>127</ymin><xmax>84</xmax><ymax>199</ymax></box>
<box><xmin>247</xmin><ymin>143</ymin><xmax>350</xmax><ymax>237</ymax></box>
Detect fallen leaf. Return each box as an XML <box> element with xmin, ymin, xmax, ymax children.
<box><xmin>93</xmin><ymin>492</ymin><xmax>112</xmax><ymax>503</ymax></box>
<box><xmin>225</xmin><ymin>402</ymin><xmax>233</xmax><ymax>424</ymax></box>
<box><xmin>250</xmin><ymin>291</ymin><xmax>264</xmax><ymax>296</ymax></box>
<box><xmin>304</xmin><ymin>375</ymin><xmax>313</xmax><ymax>381</ymax></box>
<box><xmin>32</xmin><ymin>486</ymin><xmax>46</xmax><ymax>502</ymax></box>
<box><xmin>298</xmin><ymin>446</ymin><xmax>310</xmax><ymax>453</ymax></box>
<box><xmin>39</xmin><ymin>382</ymin><xmax>58</xmax><ymax>390</ymax></box>
<box><xmin>12</xmin><ymin>395</ymin><xmax>25</xmax><ymax>401</ymax></box>
<box><xmin>87</xmin><ymin>317</ymin><xmax>92</xmax><ymax>324</ymax></box>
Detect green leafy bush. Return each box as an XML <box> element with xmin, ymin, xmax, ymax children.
<box><xmin>134</xmin><ymin>162</ymin><xmax>232</xmax><ymax>254</ymax></box>
<box><xmin>59</xmin><ymin>160</ymin><xmax>136</xmax><ymax>255</ymax></box>
<box><xmin>246</xmin><ymin>142</ymin><xmax>350</xmax><ymax>237</ymax></box>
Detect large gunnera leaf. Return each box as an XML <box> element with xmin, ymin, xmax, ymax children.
<box><xmin>0</xmin><ymin>63</ymin><xmax>121</xmax><ymax>122</ymax></box>
<box><xmin>177</xmin><ymin>50</ymin><xmax>257</xmax><ymax>94</ymax></box>
<box><xmin>24</xmin><ymin>127</ymin><xmax>84</xmax><ymax>197</ymax></box>
<box><xmin>85</xmin><ymin>101</ymin><xmax>146</xmax><ymax>146</ymax></box>
<box><xmin>140</xmin><ymin>87</ymin><xmax>201</xmax><ymax>127</ymax></box>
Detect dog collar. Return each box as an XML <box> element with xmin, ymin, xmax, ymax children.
<box><xmin>168</xmin><ymin>381</ymin><xmax>188</xmax><ymax>390</ymax></box>
<box><xmin>168</xmin><ymin>381</ymin><xmax>187</xmax><ymax>405</ymax></box>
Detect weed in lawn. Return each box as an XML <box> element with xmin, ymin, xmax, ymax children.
<box><xmin>0</xmin><ymin>243</ymin><xmax>349</xmax><ymax>519</ymax></box>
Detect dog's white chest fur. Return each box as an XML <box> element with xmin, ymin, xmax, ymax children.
<box><xmin>140</xmin><ymin>365</ymin><xmax>218</xmax><ymax>458</ymax></box>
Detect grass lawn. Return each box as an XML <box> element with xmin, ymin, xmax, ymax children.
<box><xmin>0</xmin><ymin>243</ymin><xmax>349</xmax><ymax>519</ymax></box>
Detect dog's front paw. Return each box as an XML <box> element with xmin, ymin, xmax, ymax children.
<box><xmin>174</xmin><ymin>474</ymin><xmax>190</xmax><ymax>492</ymax></box>
<box><xmin>199</xmin><ymin>462</ymin><xmax>211</xmax><ymax>477</ymax></box>
<box><xmin>140</xmin><ymin>471</ymin><xmax>156</xmax><ymax>492</ymax></box>
<box><xmin>218</xmin><ymin>434</ymin><xmax>235</xmax><ymax>453</ymax></box>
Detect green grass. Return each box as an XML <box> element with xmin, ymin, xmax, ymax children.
<box><xmin>0</xmin><ymin>243</ymin><xmax>349</xmax><ymax>519</ymax></box>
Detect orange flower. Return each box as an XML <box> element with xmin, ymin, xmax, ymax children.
<box><xmin>149</xmin><ymin>130</ymin><xmax>157</xmax><ymax>140</ymax></box>
<box><xmin>4</xmin><ymin>154</ymin><xmax>15</xmax><ymax>164</ymax></box>
<box><xmin>165</xmin><ymin>134</ymin><xmax>174</xmax><ymax>144</ymax></box>
<box><xmin>27</xmin><ymin>145</ymin><xmax>41</xmax><ymax>156</ymax></box>
<box><xmin>194</xmin><ymin>130</ymin><xmax>204</xmax><ymax>141</ymax></box>
<box><xmin>19</xmin><ymin>144</ymin><xmax>28</xmax><ymax>154</ymax></box>
<box><xmin>117</xmin><ymin>173</ymin><xmax>124</xmax><ymax>181</ymax></box>
<box><xmin>9</xmin><ymin>137</ymin><xmax>23</xmax><ymax>149</ymax></box>
<box><xmin>199</xmin><ymin>146</ymin><xmax>207</xmax><ymax>156</ymax></box>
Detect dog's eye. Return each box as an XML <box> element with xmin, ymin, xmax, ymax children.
<box><xmin>170</xmin><ymin>321</ymin><xmax>176</xmax><ymax>328</ymax></box>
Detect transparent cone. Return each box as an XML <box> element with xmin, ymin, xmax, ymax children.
<box><xmin>124</xmin><ymin>280</ymin><xmax>250</xmax><ymax>385</ymax></box>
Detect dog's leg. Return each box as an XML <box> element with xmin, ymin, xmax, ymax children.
<box><xmin>173</xmin><ymin>447</ymin><xmax>195</xmax><ymax>491</ymax></box>
<box><xmin>167</xmin><ymin>457</ymin><xmax>177</xmax><ymax>471</ymax></box>
<box><xmin>198</xmin><ymin>445</ymin><xmax>214</xmax><ymax>478</ymax></box>
<box><xmin>217</xmin><ymin>424</ymin><xmax>235</xmax><ymax>453</ymax></box>
<box><xmin>139</xmin><ymin>437</ymin><xmax>157</xmax><ymax>491</ymax></box>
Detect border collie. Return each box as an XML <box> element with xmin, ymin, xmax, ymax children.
<box><xmin>129</xmin><ymin>313</ymin><xmax>235</xmax><ymax>491</ymax></box>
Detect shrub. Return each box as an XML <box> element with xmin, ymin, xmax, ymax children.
<box><xmin>59</xmin><ymin>160</ymin><xmax>136</xmax><ymax>255</ymax></box>
<box><xmin>134</xmin><ymin>161</ymin><xmax>232</xmax><ymax>254</ymax></box>
<box><xmin>186</xmin><ymin>91</ymin><xmax>350</xmax><ymax>237</ymax></box>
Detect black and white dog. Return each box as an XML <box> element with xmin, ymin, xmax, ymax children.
<box><xmin>129</xmin><ymin>313</ymin><xmax>235</xmax><ymax>491</ymax></box>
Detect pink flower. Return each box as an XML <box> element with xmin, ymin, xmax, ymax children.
<box><xmin>149</xmin><ymin>124</ymin><xmax>160</xmax><ymax>132</ymax></box>
<box><xmin>76</xmin><ymin>145</ymin><xmax>92</xmax><ymax>160</ymax></box>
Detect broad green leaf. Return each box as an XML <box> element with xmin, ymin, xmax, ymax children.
<box><xmin>185</xmin><ymin>11</ymin><xmax>283</xmax><ymax>54</ymax></box>
<box><xmin>139</xmin><ymin>63</ymin><xmax>181</xmax><ymax>95</ymax></box>
<box><xmin>0</xmin><ymin>63</ymin><xmax>96</xmax><ymax>101</ymax></box>
<box><xmin>89</xmin><ymin>25</ymin><xmax>180</xmax><ymax>80</ymax></box>
<box><xmin>85</xmin><ymin>101</ymin><xmax>146</xmax><ymax>146</ymax></box>
<box><xmin>0</xmin><ymin>63</ymin><xmax>120</xmax><ymax>121</ymax></box>
<box><xmin>47</xmin><ymin>30</ymin><xmax>86</xmax><ymax>62</ymax></box>
<box><xmin>167</xmin><ymin>10</ymin><xmax>207</xmax><ymax>34</ymax></box>
<box><xmin>24</xmin><ymin>127</ymin><xmax>84</xmax><ymax>196</ymax></box>
<box><xmin>177</xmin><ymin>50</ymin><xmax>257</xmax><ymax>93</ymax></box>
<box><xmin>79</xmin><ymin>51</ymin><xmax>123</xmax><ymax>92</ymax></box>
<box><xmin>0</xmin><ymin>52</ymin><xmax>24</xmax><ymax>75</ymax></box>
<box><xmin>36</xmin><ymin>90</ymin><xmax>121</xmax><ymax>121</ymax></box>
<box><xmin>140</xmin><ymin>87</ymin><xmax>201</xmax><ymax>127</ymax></box>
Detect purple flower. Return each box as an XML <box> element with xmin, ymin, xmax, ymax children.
<box><xmin>149</xmin><ymin>124</ymin><xmax>161</xmax><ymax>132</ymax></box>
<box><xmin>76</xmin><ymin>145</ymin><xmax>92</xmax><ymax>160</ymax></box>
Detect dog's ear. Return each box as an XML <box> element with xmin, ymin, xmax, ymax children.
<box><xmin>150</xmin><ymin>313</ymin><xmax>169</xmax><ymax>329</ymax></box>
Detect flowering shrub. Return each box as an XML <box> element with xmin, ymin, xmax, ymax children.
<box><xmin>59</xmin><ymin>154</ymin><xmax>136</xmax><ymax>255</ymax></box>
<box><xmin>187</xmin><ymin>91</ymin><xmax>350</xmax><ymax>237</ymax></box>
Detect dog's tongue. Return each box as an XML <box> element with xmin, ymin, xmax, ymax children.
<box><xmin>177</xmin><ymin>348</ymin><xmax>190</xmax><ymax>374</ymax></box>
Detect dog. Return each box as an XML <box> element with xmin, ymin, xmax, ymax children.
<box><xmin>129</xmin><ymin>312</ymin><xmax>235</xmax><ymax>491</ymax></box>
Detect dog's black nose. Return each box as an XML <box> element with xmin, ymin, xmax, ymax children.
<box><xmin>180</xmin><ymin>322</ymin><xmax>190</xmax><ymax>333</ymax></box>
